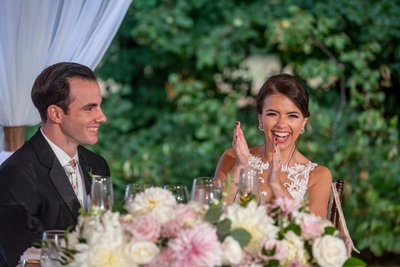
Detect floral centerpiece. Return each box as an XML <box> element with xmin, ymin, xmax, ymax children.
<box><xmin>58</xmin><ymin>187</ymin><xmax>365</xmax><ymax>267</ymax></box>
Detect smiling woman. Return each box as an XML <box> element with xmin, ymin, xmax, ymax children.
<box><xmin>213</xmin><ymin>73</ymin><xmax>332</xmax><ymax>218</ymax></box>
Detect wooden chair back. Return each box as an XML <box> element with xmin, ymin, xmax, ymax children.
<box><xmin>330</xmin><ymin>178</ymin><xmax>344</xmax><ymax>228</ymax></box>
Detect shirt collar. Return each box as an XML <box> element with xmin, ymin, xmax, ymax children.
<box><xmin>40</xmin><ymin>127</ymin><xmax>79</xmax><ymax>167</ymax></box>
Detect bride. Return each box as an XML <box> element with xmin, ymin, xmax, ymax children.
<box><xmin>213</xmin><ymin>73</ymin><xmax>332</xmax><ymax>218</ymax></box>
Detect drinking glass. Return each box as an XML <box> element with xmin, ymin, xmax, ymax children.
<box><xmin>236</xmin><ymin>168</ymin><xmax>260</xmax><ymax>205</ymax></box>
<box><xmin>124</xmin><ymin>183</ymin><xmax>152</xmax><ymax>205</ymax></box>
<box><xmin>164</xmin><ymin>185</ymin><xmax>189</xmax><ymax>204</ymax></box>
<box><xmin>191</xmin><ymin>177</ymin><xmax>222</xmax><ymax>205</ymax></box>
<box><xmin>90</xmin><ymin>175</ymin><xmax>114</xmax><ymax>211</ymax></box>
<box><xmin>40</xmin><ymin>230</ymin><xmax>65</xmax><ymax>267</ymax></box>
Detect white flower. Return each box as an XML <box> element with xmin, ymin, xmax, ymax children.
<box><xmin>125</xmin><ymin>187</ymin><xmax>177</xmax><ymax>223</ymax></box>
<box><xmin>226</xmin><ymin>201</ymin><xmax>279</xmax><ymax>254</ymax></box>
<box><xmin>221</xmin><ymin>236</ymin><xmax>243</xmax><ymax>265</ymax></box>
<box><xmin>126</xmin><ymin>241</ymin><xmax>160</xmax><ymax>264</ymax></box>
<box><xmin>68</xmin><ymin>244</ymin><xmax>135</xmax><ymax>267</ymax></box>
<box><xmin>312</xmin><ymin>235</ymin><xmax>347</xmax><ymax>267</ymax></box>
<box><xmin>281</xmin><ymin>231</ymin><xmax>310</xmax><ymax>266</ymax></box>
<box><xmin>84</xmin><ymin>211</ymin><xmax>124</xmax><ymax>247</ymax></box>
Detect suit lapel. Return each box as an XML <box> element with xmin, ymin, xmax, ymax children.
<box><xmin>48</xmin><ymin>160</ymin><xmax>80</xmax><ymax>220</ymax></box>
<box><xmin>31</xmin><ymin>130</ymin><xmax>80</xmax><ymax>220</ymax></box>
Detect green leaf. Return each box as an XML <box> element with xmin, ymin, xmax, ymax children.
<box><xmin>230</xmin><ymin>228</ymin><xmax>251</xmax><ymax>247</ymax></box>
<box><xmin>342</xmin><ymin>257</ymin><xmax>367</xmax><ymax>267</ymax></box>
<box><xmin>283</xmin><ymin>223</ymin><xmax>301</xmax><ymax>235</ymax></box>
<box><xmin>216</xmin><ymin>218</ymin><xmax>232</xmax><ymax>241</ymax></box>
<box><xmin>204</xmin><ymin>205</ymin><xmax>224</xmax><ymax>224</ymax></box>
<box><xmin>324</xmin><ymin>226</ymin><xmax>337</xmax><ymax>235</ymax></box>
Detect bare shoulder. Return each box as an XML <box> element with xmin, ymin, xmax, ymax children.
<box><xmin>310</xmin><ymin>164</ymin><xmax>332</xmax><ymax>185</ymax></box>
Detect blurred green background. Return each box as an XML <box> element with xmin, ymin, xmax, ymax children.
<box><xmin>29</xmin><ymin>0</ymin><xmax>400</xmax><ymax>264</ymax></box>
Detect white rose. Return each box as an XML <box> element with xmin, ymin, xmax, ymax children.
<box><xmin>221</xmin><ymin>236</ymin><xmax>243</xmax><ymax>265</ymax></box>
<box><xmin>126</xmin><ymin>241</ymin><xmax>160</xmax><ymax>264</ymax></box>
<box><xmin>312</xmin><ymin>235</ymin><xmax>347</xmax><ymax>267</ymax></box>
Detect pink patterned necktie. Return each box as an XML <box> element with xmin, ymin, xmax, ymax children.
<box><xmin>64</xmin><ymin>159</ymin><xmax>79</xmax><ymax>196</ymax></box>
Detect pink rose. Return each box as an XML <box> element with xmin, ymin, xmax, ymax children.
<box><xmin>276</xmin><ymin>197</ymin><xmax>301</xmax><ymax>216</ymax></box>
<box><xmin>125</xmin><ymin>213</ymin><xmax>161</xmax><ymax>242</ymax></box>
<box><xmin>299</xmin><ymin>214</ymin><xmax>324</xmax><ymax>240</ymax></box>
<box><xmin>161</xmin><ymin>204</ymin><xmax>202</xmax><ymax>238</ymax></box>
<box><xmin>162</xmin><ymin>218</ymin><xmax>182</xmax><ymax>238</ymax></box>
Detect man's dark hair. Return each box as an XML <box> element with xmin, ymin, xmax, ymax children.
<box><xmin>31</xmin><ymin>62</ymin><xmax>97</xmax><ymax>122</ymax></box>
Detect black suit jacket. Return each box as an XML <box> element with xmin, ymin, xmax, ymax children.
<box><xmin>0</xmin><ymin>130</ymin><xmax>110</xmax><ymax>267</ymax></box>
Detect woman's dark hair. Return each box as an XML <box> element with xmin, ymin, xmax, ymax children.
<box><xmin>31</xmin><ymin>62</ymin><xmax>97</xmax><ymax>122</ymax></box>
<box><xmin>256</xmin><ymin>73</ymin><xmax>310</xmax><ymax>117</ymax></box>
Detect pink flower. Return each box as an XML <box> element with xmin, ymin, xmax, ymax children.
<box><xmin>274</xmin><ymin>197</ymin><xmax>301</xmax><ymax>217</ymax></box>
<box><xmin>168</xmin><ymin>223</ymin><xmax>223</xmax><ymax>267</ymax></box>
<box><xmin>146</xmin><ymin>249</ymin><xmax>173</xmax><ymax>267</ymax></box>
<box><xmin>124</xmin><ymin>213</ymin><xmax>161</xmax><ymax>242</ymax></box>
<box><xmin>162</xmin><ymin>218</ymin><xmax>182</xmax><ymax>238</ymax></box>
<box><xmin>258</xmin><ymin>239</ymin><xmax>286</xmax><ymax>262</ymax></box>
<box><xmin>162</xmin><ymin>204</ymin><xmax>202</xmax><ymax>238</ymax></box>
<box><xmin>299</xmin><ymin>213</ymin><xmax>324</xmax><ymax>240</ymax></box>
<box><xmin>288</xmin><ymin>260</ymin><xmax>304</xmax><ymax>267</ymax></box>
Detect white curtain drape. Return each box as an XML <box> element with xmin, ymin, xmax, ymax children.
<box><xmin>0</xmin><ymin>0</ymin><xmax>131</xmax><ymax>164</ymax></box>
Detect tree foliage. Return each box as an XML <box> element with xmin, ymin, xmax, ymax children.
<box><xmin>94</xmin><ymin>0</ymin><xmax>400</xmax><ymax>257</ymax></box>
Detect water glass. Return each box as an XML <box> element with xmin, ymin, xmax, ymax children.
<box><xmin>236</xmin><ymin>168</ymin><xmax>260</xmax><ymax>205</ymax></box>
<box><xmin>90</xmin><ymin>175</ymin><xmax>114</xmax><ymax>211</ymax></box>
<box><xmin>164</xmin><ymin>185</ymin><xmax>189</xmax><ymax>204</ymax></box>
<box><xmin>124</xmin><ymin>183</ymin><xmax>153</xmax><ymax>204</ymax></box>
<box><xmin>40</xmin><ymin>230</ymin><xmax>65</xmax><ymax>267</ymax></box>
<box><xmin>191</xmin><ymin>177</ymin><xmax>222</xmax><ymax>205</ymax></box>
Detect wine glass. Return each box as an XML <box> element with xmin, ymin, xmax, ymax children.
<box><xmin>236</xmin><ymin>168</ymin><xmax>260</xmax><ymax>205</ymax></box>
<box><xmin>124</xmin><ymin>183</ymin><xmax>152</xmax><ymax>208</ymax></box>
<box><xmin>40</xmin><ymin>230</ymin><xmax>65</xmax><ymax>267</ymax></box>
<box><xmin>90</xmin><ymin>175</ymin><xmax>114</xmax><ymax>211</ymax></box>
<box><xmin>164</xmin><ymin>185</ymin><xmax>189</xmax><ymax>204</ymax></box>
<box><xmin>191</xmin><ymin>177</ymin><xmax>222</xmax><ymax>205</ymax></box>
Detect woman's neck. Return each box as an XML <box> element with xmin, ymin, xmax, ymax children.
<box><xmin>262</xmin><ymin>142</ymin><xmax>297</xmax><ymax>166</ymax></box>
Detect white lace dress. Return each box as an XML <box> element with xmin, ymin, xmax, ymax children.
<box><xmin>247</xmin><ymin>154</ymin><xmax>318</xmax><ymax>202</ymax></box>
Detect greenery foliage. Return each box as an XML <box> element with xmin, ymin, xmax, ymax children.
<box><xmin>93</xmin><ymin>0</ymin><xmax>399</xmax><ymax>258</ymax></box>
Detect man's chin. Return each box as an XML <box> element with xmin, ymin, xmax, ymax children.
<box><xmin>84</xmin><ymin>137</ymin><xmax>98</xmax><ymax>145</ymax></box>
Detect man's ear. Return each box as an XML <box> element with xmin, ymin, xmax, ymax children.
<box><xmin>47</xmin><ymin>105</ymin><xmax>63</xmax><ymax>124</ymax></box>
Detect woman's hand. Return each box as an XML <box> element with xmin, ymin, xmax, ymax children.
<box><xmin>232</xmin><ymin>121</ymin><xmax>249</xmax><ymax>167</ymax></box>
<box><xmin>268</xmin><ymin>138</ymin><xmax>285</xmax><ymax>197</ymax></box>
<box><xmin>268</xmin><ymin>139</ymin><xmax>282</xmax><ymax>184</ymax></box>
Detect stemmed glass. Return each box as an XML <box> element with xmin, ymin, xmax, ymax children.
<box><xmin>191</xmin><ymin>177</ymin><xmax>222</xmax><ymax>205</ymax></box>
<box><xmin>164</xmin><ymin>185</ymin><xmax>189</xmax><ymax>204</ymax></box>
<box><xmin>40</xmin><ymin>230</ymin><xmax>65</xmax><ymax>267</ymax></box>
<box><xmin>90</xmin><ymin>175</ymin><xmax>114</xmax><ymax>211</ymax></box>
<box><xmin>236</xmin><ymin>168</ymin><xmax>260</xmax><ymax>205</ymax></box>
<box><xmin>124</xmin><ymin>183</ymin><xmax>152</xmax><ymax>208</ymax></box>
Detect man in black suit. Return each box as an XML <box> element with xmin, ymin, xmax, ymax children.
<box><xmin>0</xmin><ymin>62</ymin><xmax>110</xmax><ymax>267</ymax></box>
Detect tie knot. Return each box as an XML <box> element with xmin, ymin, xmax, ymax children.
<box><xmin>69</xmin><ymin>159</ymin><xmax>78</xmax><ymax>168</ymax></box>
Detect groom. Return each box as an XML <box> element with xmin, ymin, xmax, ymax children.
<box><xmin>0</xmin><ymin>62</ymin><xmax>110</xmax><ymax>267</ymax></box>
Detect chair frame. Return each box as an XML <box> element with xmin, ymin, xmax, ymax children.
<box><xmin>330</xmin><ymin>178</ymin><xmax>344</xmax><ymax>228</ymax></box>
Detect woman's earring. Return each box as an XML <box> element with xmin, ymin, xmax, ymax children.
<box><xmin>300</xmin><ymin>127</ymin><xmax>305</xmax><ymax>134</ymax></box>
<box><xmin>258</xmin><ymin>124</ymin><xmax>263</xmax><ymax>132</ymax></box>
